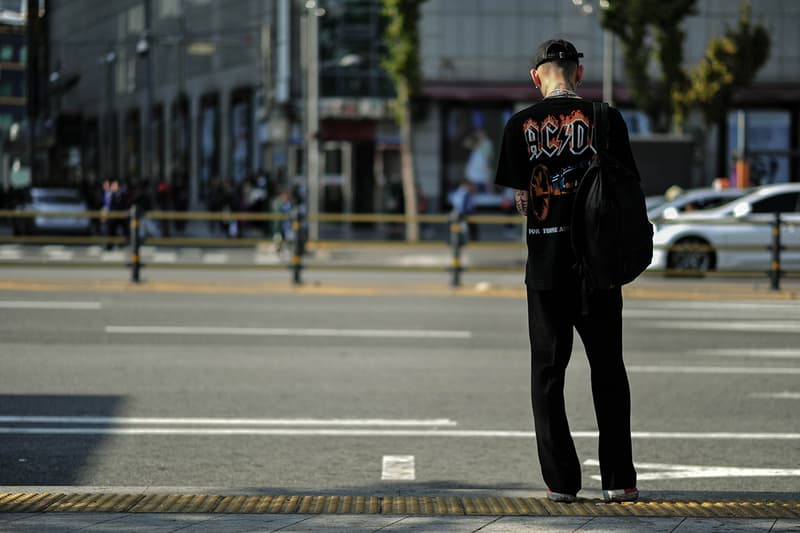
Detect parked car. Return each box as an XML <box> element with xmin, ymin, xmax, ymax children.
<box><xmin>647</xmin><ymin>188</ymin><xmax>747</xmax><ymax>221</ymax></box>
<box><xmin>12</xmin><ymin>187</ymin><xmax>92</xmax><ymax>235</ymax></box>
<box><xmin>645</xmin><ymin>195</ymin><xmax>666</xmax><ymax>211</ymax></box>
<box><xmin>649</xmin><ymin>183</ymin><xmax>800</xmax><ymax>273</ymax></box>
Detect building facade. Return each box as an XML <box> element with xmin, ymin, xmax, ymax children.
<box><xmin>45</xmin><ymin>0</ymin><xmax>400</xmax><ymax>214</ymax></box>
<box><xmin>43</xmin><ymin>0</ymin><xmax>800</xmax><ymax>213</ymax></box>
<box><xmin>0</xmin><ymin>1</ymin><xmax>26</xmax><ymax>189</ymax></box>
<box><xmin>416</xmin><ymin>0</ymin><xmax>800</xmax><ymax>205</ymax></box>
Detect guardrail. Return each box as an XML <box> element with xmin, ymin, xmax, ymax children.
<box><xmin>0</xmin><ymin>208</ymin><xmax>524</xmax><ymax>286</ymax></box>
<box><xmin>1</xmin><ymin>209</ymin><xmax>798</xmax><ymax>289</ymax></box>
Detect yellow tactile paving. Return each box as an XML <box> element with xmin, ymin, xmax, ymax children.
<box><xmin>1</xmin><ymin>493</ymin><xmax>798</xmax><ymax>518</ymax></box>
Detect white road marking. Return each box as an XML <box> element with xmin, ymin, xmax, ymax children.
<box><xmin>0</xmin><ymin>428</ymin><xmax>796</xmax><ymax>439</ymax></box>
<box><xmin>254</xmin><ymin>254</ymin><xmax>281</xmax><ymax>265</ymax></box>
<box><xmin>151</xmin><ymin>252</ymin><xmax>178</xmax><ymax>263</ymax></box>
<box><xmin>628</xmin><ymin>365</ymin><xmax>800</xmax><ymax>375</ymax></box>
<box><xmin>382</xmin><ymin>455</ymin><xmax>415</xmax><ymax>481</ymax></box>
<box><xmin>202</xmin><ymin>253</ymin><xmax>228</xmax><ymax>264</ymax></box>
<box><xmin>0</xmin><ymin>249</ymin><xmax>22</xmax><ymax>259</ymax></box>
<box><xmin>101</xmin><ymin>251</ymin><xmax>126</xmax><ymax>262</ymax></box>
<box><xmin>0</xmin><ymin>416</ymin><xmax>457</xmax><ymax>427</ymax></box>
<box><xmin>0</xmin><ymin>301</ymin><xmax>102</xmax><ymax>310</ymax></box>
<box><xmin>628</xmin><ymin>301</ymin><xmax>800</xmax><ymax>310</ymax></box>
<box><xmin>642</xmin><ymin>320</ymin><xmax>800</xmax><ymax>333</ymax></box>
<box><xmin>44</xmin><ymin>250</ymin><xmax>74</xmax><ymax>261</ymax></box>
<box><xmin>584</xmin><ymin>459</ymin><xmax>800</xmax><ymax>481</ymax></box>
<box><xmin>689</xmin><ymin>349</ymin><xmax>800</xmax><ymax>359</ymax></box>
<box><xmin>748</xmin><ymin>391</ymin><xmax>800</xmax><ymax>400</ymax></box>
<box><xmin>105</xmin><ymin>325</ymin><xmax>473</xmax><ymax>339</ymax></box>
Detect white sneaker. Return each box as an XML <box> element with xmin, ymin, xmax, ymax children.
<box><xmin>603</xmin><ymin>487</ymin><xmax>639</xmax><ymax>502</ymax></box>
<box><xmin>547</xmin><ymin>489</ymin><xmax>577</xmax><ymax>503</ymax></box>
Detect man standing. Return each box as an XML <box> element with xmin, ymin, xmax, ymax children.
<box><xmin>494</xmin><ymin>39</ymin><xmax>639</xmax><ymax>503</ymax></box>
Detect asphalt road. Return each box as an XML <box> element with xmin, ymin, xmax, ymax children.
<box><xmin>0</xmin><ymin>276</ymin><xmax>798</xmax><ymax>500</ymax></box>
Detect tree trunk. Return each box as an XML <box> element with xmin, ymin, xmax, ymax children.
<box><xmin>399</xmin><ymin>94</ymin><xmax>419</xmax><ymax>242</ymax></box>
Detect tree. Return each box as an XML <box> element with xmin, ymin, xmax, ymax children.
<box><xmin>673</xmin><ymin>0</ymin><xmax>770</xmax><ymax>129</ymax></box>
<box><xmin>601</xmin><ymin>0</ymin><xmax>697</xmax><ymax>133</ymax></box>
<box><xmin>381</xmin><ymin>0</ymin><xmax>427</xmax><ymax>242</ymax></box>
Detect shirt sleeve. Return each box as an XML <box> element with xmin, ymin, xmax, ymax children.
<box><xmin>494</xmin><ymin>118</ymin><xmax>527</xmax><ymax>190</ymax></box>
<box><xmin>608</xmin><ymin>106</ymin><xmax>641</xmax><ymax>180</ymax></box>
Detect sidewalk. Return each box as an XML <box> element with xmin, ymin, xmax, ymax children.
<box><xmin>1</xmin><ymin>490</ymin><xmax>798</xmax><ymax>532</ymax></box>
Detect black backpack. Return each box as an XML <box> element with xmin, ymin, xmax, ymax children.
<box><xmin>571</xmin><ymin>102</ymin><xmax>653</xmax><ymax>290</ymax></box>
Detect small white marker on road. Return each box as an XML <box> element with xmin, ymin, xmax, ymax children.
<box><xmin>382</xmin><ymin>455</ymin><xmax>415</xmax><ymax>481</ymax></box>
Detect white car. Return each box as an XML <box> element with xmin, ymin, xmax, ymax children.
<box><xmin>12</xmin><ymin>187</ymin><xmax>92</xmax><ymax>235</ymax></box>
<box><xmin>649</xmin><ymin>183</ymin><xmax>800</xmax><ymax>273</ymax></box>
<box><xmin>647</xmin><ymin>188</ymin><xmax>746</xmax><ymax>221</ymax></box>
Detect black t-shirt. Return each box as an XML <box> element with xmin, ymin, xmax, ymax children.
<box><xmin>495</xmin><ymin>98</ymin><xmax>639</xmax><ymax>289</ymax></box>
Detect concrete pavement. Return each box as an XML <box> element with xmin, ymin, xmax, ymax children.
<box><xmin>0</xmin><ymin>491</ymin><xmax>798</xmax><ymax>532</ymax></box>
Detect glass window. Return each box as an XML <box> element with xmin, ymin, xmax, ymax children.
<box><xmin>0</xmin><ymin>81</ymin><xmax>13</xmax><ymax>96</ymax></box>
<box><xmin>727</xmin><ymin>110</ymin><xmax>791</xmax><ymax>186</ymax></box>
<box><xmin>751</xmin><ymin>193</ymin><xmax>800</xmax><ymax>214</ymax></box>
<box><xmin>619</xmin><ymin>109</ymin><xmax>651</xmax><ymax>135</ymax></box>
<box><xmin>443</xmin><ymin>105</ymin><xmax>513</xmax><ymax>209</ymax></box>
<box><xmin>18</xmin><ymin>45</ymin><xmax>26</xmax><ymax>63</ymax></box>
<box><xmin>0</xmin><ymin>45</ymin><xmax>13</xmax><ymax>61</ymax></box>
<box><xmin>318</xmin><ymin>0</ymin><xmax>393</xmax><ymax>98</ymax></box>
<box><xmin>158</xmin><ymin>0</ymin><xmax>181</xmax><ymax>18</ymax></box>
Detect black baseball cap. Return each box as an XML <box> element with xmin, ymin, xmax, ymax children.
<box><xmin>534</xmin><ymin>39</ymin><xmax>584</xmax><ymax>69</ymax></box>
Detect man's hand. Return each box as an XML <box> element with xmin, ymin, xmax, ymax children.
<box><xmin>515</xmin><ymin>190</ymin><xmax>528</xmax><ymax>216</ymax></box>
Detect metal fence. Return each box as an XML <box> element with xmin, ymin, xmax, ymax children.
<box><xmin>1</xmin><ymin>209</ymin><xmax>798</xmax><ymax>289</ymax></box>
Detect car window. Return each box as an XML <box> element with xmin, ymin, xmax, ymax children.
<box><xmin>750</xmin><ymin>193</ymin><xmax>800</xmax><ymax>214</ymax></box>
<box><xmin>41</xmin><ymin>195</ymin><xmax>82</xmax><ymax>205</ymax></box>
<box><xmin>32</xmin><ymin>191</ymin><xmax>82</xmax><ymax>204</ymax></box>
<box><xmin>684</xmin><ymin>196</ymin><xmax>738</xmax><ymax>212</ymax></box>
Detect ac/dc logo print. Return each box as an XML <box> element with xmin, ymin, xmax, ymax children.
<box><xmin>529</xmin><ymin>165</ymin><xmax>551</xmax><ymax>222</ymax></box>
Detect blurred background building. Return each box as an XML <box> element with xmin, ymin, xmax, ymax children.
<box><xmin>0</xmin><ymin>0</ymin><xmax>28</xmax><ymax>191</ymax></box>
<box><xmin>12</xmin><ymin>0</ymin><xmax>800</xmax><ymax>212</ymax></box>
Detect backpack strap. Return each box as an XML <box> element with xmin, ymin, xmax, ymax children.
<box><xmin>592</xmin><ymin>101</ymin><xmax>610</xmax><ymax>152</ymax></box>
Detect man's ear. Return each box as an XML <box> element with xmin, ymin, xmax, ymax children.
<box><xmin>530</xmin><ymin>68</ymin><xmax>541</xmax><ymax>88</ymax></box>
<box><xmin>576</xmin><ymin>65</ymin><xmax>584</xmax><ymax>85</ymax></box>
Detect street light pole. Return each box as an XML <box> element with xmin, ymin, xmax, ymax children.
<box><xmin>103</xmin><ymin>51</ymin><xmax>116</xmax><ymax>180</ymax></box>
<box><xmin>304</xmin><ymin>1</ymin><xmax>322</xmax><ymax>242</ymax></box>
<box><xmin>140</xmin><ymin>0</ymin><xmax>154</xmax><ymax>189</ymax></box>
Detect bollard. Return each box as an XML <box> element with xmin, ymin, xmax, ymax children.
<box><xmin>129</xmin><ymin>205</ymin><xmax>141</xmax><ymax>283</ymax></box>
<box><xmin>449</xmin><ymin>211</ymin><xmax>465</xmax><ymax>287</ymax></box>
<box><xmin>770</xmin><ymin>211</ymin><xmax>783</xmax><ymax>291</ymax></box>
<box><xmin>291</xmin><ymin>207</ymin><xmax>306</xmax><ymax>285</ymax></box>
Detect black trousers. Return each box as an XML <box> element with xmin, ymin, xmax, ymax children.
<box><xmin>526</xmin><ymin>283</ymin><xmax>636</xmax><ymax>495</ymax></box>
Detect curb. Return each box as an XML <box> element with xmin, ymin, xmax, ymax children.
<box><xmin>1</xmin><ymin>277</ymin><xmax>800</xmax><ymax>301</ymax></box>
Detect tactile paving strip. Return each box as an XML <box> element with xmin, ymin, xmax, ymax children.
<box><xmin>0</xmin><ymin>493</ymin><xmax>798</xmax><ymax>518</ymax></box>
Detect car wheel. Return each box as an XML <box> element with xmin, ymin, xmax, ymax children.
<box><xmin>667</xmin><ymin>237</ymin><xmax>715</xmax><ymax>274</ymax></box>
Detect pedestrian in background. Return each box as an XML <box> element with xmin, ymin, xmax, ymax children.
<box><xmin>494</xmin><ymin>39</ymin><xmax>639</xmax><ymax>503</ymax></box>
<box><xmin>450</xmin><ymin>179</ymin><xmax>478</xmax><ymax>241</ymax></box>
